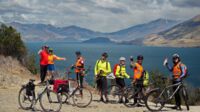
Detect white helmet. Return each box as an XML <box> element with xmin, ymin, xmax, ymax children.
<box><xmin>119</xmin><ymin>57</ymin><xmax>126</xmax><ymax>61</ymax></box>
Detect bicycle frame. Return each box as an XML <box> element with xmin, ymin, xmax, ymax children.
<box><xmin>158</xmin><ymin>82</ymin><xmax>183</xmax><ymax>102</ymax></box>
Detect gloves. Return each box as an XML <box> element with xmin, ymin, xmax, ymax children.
<box><xmin>163</xmin><ymin>58</ymin><xmax>168</xmax><ymax>66</ymax></box>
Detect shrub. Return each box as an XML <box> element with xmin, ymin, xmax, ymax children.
<box><xmin>0</xmin><ymin>24</ymin><xmax>37</xmax><ymax>74</ymax></box>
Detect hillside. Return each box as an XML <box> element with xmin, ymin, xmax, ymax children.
<box><xmin>83</xmin><ymin>37</ymin><xmax>113</xmax><ymax>43</ymax></box>
<box><xmin>144</xmin><ymin>15</ymin><xmax>200</xmax><ymax>47</ymax></box>
<box><xmin>107</xmin><ymin>19</ymin><xmax>179</xmax><ymax>41</ymax></box>
<box><xmin>0</xmin><ymin>55</ymin><xmax>32</xmax><ymax>87</ymax></box>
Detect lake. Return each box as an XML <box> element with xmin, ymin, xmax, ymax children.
<box><xmin>26</xmin><ymin>42</ymin><xmax>200</xmax><ymax>87</ymax></box>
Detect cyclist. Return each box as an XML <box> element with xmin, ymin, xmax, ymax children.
<box><xmin>94</xmin><ymin>52</ymin><xmax>111</xmax><ymax>103</ymax></box>
<box><xmin>130</xmin><ymin>55</ymin><xmax>144</xmax><ymax>106</ymax></box>
<box><xmin>73</xmin><ymin>51</ymin><xmax>85</xmax><ymax>88</ymax></box>
<box><xmin>114</xmin><ymin>57</ymin><xmax>130</xmax><ymax>103</ymax></box>
<box><xmin>163</xmin><ymin>53</ymin><xmax>188</xmax><ymax>110</ymax></box>
<box><xmin>47</xmin><ymin>48</ymin><xmax>66</xmax><ymax>78</ymax></box>
<box><xmin>39</xmin><ymin>45</ymin><xmax>49</xmax><ymax>84</ymax></box>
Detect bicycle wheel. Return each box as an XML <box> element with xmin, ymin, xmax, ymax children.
<box><xmin>107</xmin><ymin>85</ymin><xmax>122</xmax><ymax>103</ymax></box>
<box><xmin>123</xmin><ymin>87</ymin><xmax>136</xmax><ymax>107</ymax></box>
<box><xmin>72</xmin><ymin>87</ymin><xmax>92</xmax><ymax>108</ymax></box>
<box><xmin>182</xmin><ymin>87</ymin><xmax>190</xmax><ymax>111</ymax></box>
<box><xmin>18</xmin><ymin>87</ymin><xmax>34</xmax><ymax>110</ymax></box>
<box><xmin>145</xmin><ymin>89</ymin><xmax>164</xmax><ymax>111</ymax></box>
<box><xmin>39</xmin><ymin>89</ymin><xmax>62</xmax><ymax>112</ymax></box>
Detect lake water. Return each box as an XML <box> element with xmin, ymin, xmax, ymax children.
<box><xmin>26</xmin><ymin>42</ymin><xmax>200</xmax><ymax>87</ymax></box>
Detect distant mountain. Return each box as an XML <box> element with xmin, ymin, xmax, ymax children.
<box><xmin>0</xmin><ymin>18</ymin><xmax>179</xmax><ymax>42</ymax></box>
<box><xmin>107</xmin><ymin>19</ymin><xmax>179</xmax><ymax>41</ymax></box>
<box><xmin>7</xmin><ymin>22</ymin><xmax>104</xmax><ymax>42</ymax></box>
<box><xmin>83</xmin><ymin>37</ymin><xmax>113</xmax><ymax>43</ymax></box>
<box><xmin>144</xmin><ymin>15</ymin><xmax>200</xmax><ymax>47</ymax></box>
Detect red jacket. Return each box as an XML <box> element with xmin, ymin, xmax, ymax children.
<box><xmin>40</xmin><ymin>50</ymin><xmax>49</xmax><ymax>65</ymax></box>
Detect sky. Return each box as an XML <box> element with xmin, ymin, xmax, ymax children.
<box><xmin>0</xmin><ymin>0</ymin><xmax>200</xmax><ymax>32</ymax></box>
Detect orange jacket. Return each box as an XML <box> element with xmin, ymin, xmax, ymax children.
<box><xmin>133</xmin><ymin>63</ymin><xmax>144</xmax><ymax>80</ymax></box>
<box><xmin>75</xmin><ymin>56</ymin><xmax>84</xmax><ymax>73</ymax></box>
<box><xmin>173</xmin><ymin>63</ymin><xmax>186</xmax><ymax>79</ymax></box>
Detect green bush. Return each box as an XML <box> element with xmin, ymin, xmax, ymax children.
<box><xmin>0</xmin><ymin>24</ymin><xmax>37</xmax><ymax>74</ymax></box>
<box><xmin>24</xmin><ymin>53</ymin><xmax>38</xmax><ymax>74</ymax></box>
<box><xmin>0</xmin><ymin>24</ymin><xmax>27</xmax><ymax>60</ymax></box>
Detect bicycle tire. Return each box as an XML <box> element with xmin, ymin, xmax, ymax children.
<box><xmin>145</xmin><ymin>89</ymin><xmax>164</xmax><ymax>111</ymax></box>
<box><xmin>18</xmin><ymin>86</ymin><xmax>34</xmax><ymax>110</ymax></box>
<box><xmin>107</xmin><ymin>85</ymin><xmax>122</xmax><ymax>103</ymax></box>
<box><xmin>182</xmin><ymin>87</ymin><xmax>190</xmax><ymax>111</ymax></box>
<box><xmin>123</xmin><ymin>87</ymin><xmax>137</xmax><ymax>107</ymax></box>
<box><xmin>72</xmin><ymin>87</ymin><xmax>92</xmax><ymax>108</ymax></box>
<box><xmin>39</xmin><ymin>89</ymin><xmax>62</xmax><ymax>112</ymax></box>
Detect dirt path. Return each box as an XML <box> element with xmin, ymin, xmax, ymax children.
<box><xmin>0</xmin><ymin>86</ymin><xmax>200</xmax><ymax>112</ymax></box>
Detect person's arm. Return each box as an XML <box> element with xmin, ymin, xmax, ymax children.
<box><xmin>104</xmin><ymin>62</ymin><xmax>111</xmax><ymax>75</ymax></box>
<box><xmin>180</xmin><ymin>65</ymin><xmax>187</xmax><ymax>79</ymax></box>
<box><xmin>124</xmin><ymin>67</ymin><xmax>130</xmax><ymax>79</ymax></box>
<box><xmin>166</xmin><ymin>63</ymin><xmax>173</xmax><ymax>72</ymax></box>
<box><xmin>94</xmin><ymin>61</ymin><xmax>98</xmax><ymax>76</ymax></box>
<box><xmin>115</xmin><ymin>65</ymin><xmax>121</xmax><ymax>78</ymax></box>
<box><xmin>53</xmin><ymin>55</ymin><xmax>66</xmax><ymax>61</ymax></box>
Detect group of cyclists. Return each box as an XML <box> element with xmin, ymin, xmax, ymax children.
<box><xmin>38</xmin><ymin>45</ymin><xmax>188</xmax><ymax>111</ymax></box>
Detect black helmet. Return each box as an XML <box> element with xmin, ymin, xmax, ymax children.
<box><xmin>75</xmin><ymin>51</ymin><xmax>81</xmax><ymax>55</ymax></box>
<box><xmin>137</xmin><ymin>55</ymin><xmax>144</xmax><ymax>60</ymax></box>
<box><xmin>102</xmin><ymin>52</ymin><xmax>108</xmax><ymax>58</ymax></box>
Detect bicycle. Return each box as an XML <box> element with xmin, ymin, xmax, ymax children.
<box><xmin>122</xmin><ymin>81</ymin><xmax>147</xmax><ymax>107</ymax></box>
<box><xmin>145</xmin><ymin>77</ymin><xmax>189</xmax><ymax>111</ymax></box>
<box><xmin>18</xmin><ymin>79</ymin><xmax>62</xmax><ymax>112</ymax></box>
<box><xmin>60</xmin><ymin>66</ymin><xmax>93</xmax><ymax>108</ymax></box>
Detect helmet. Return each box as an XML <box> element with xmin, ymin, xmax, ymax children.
<box><xmin>119</xmin><ymin>57</ymin><xmax>126</xmax><ymax>61</ymax></box>
<box><xmin>49</xmin><ymin>48</ymin><xmax>53</xmax><ymax>52</ymax></box>
<box><xmin>172</xmin><ymin>53</ymin><xmax>180</xmax><ymax>59</ymax></box>
<box><xmin>102</xmin><ymin>52</ymin><xmax>108</xmax><ymax>58</ymax></box>
<box><xmin>172</xmin><ymin>53</ymin><xmax>180</xmax><ymax>61</ymax></box>
<box><xmin>137</xmin><ymin>55</ymin><xmax>144</xmax><ymax>60</ymax></box>
<box><xmin>75</xmin><ymin>51</ymin><xmax>81</xmax><ymax>55</ymax></box>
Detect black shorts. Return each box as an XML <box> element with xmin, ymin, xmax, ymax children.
<box><xmin>116</xmin><ymin>78</ymin><xmax>125</xmax><ymax>88</ymax></box>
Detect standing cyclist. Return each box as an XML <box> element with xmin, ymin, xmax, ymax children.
<box><xmin>114</xmin><ymin>57</ymin><xmax>130</xmax><ymax>103</ymax></box>
<box><xmin>94</xmin><ymin>52</ymin><xmax>111</xmax><ymax>103</ymax></box>
<box><xmin>163</xmin><ymin>53</ymin><xmax>188</xmax><ymax>110</ymax></box>
<box><xmin>74</xmin><ymin>51</ymin><xmax>85</xmax><ymax>88</ymax></box>
<box><xmin>39</xmin><ymin>45</ymin><xmax>49</xmax><ymax>84</ymax></box>
<box><xmin>130</xmin><ymin>55</ymin><xmax>144</xmax><ymax>106</ymax></box>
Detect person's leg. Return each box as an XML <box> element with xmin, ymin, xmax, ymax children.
<box><xmin>99</xmin><ymin>77</ymin><xmax>104</xmax><ymax>101</ymax></box>
<box><xmin>173</xmin><ymin>81</ymin><xmax>182</xmax><ymax>109</ymax></box>
<box><xmin>103</xmin><ymin>77</ymin><xmax>109</xmax><ymax>102</ymax></box>
<box><xmin>119</xmin><ymin>79</ymin><xmax>125</xmax><ymax>103</ymax></box>
<box><xmin>134</xmin><ymin>83</ymin><xmax>139</xmax><ymax>104</ymax></box>
<box><xmin>40</xmin><ymin>65</ymin><xmax>45</xmax><ymax>82</ymax></box>
<box><xmin>43</xmin><ymin>65</ymin><xmax>48</xmax><ymax>81</ymax></box>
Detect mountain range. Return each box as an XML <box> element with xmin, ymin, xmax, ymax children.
<box><xmin>143</xmin><ymin>15</ymin><xmax>200</xmax><ymax>47</ymax></box>
<box><xmin>2</xmin><ymin>14</ymin><xmax>200</xmax><ymax>47</ymax></box>
<box><xmin>3</xmin><ymin>18</ymin><xmax>179</xmax><ymax>42</ymax></box>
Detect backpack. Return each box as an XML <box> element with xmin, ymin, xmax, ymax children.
<box><xmin>143</xmin><ymin>71</ymin><xmax>149</xmax><ymax>87</ymax></box>
<box><xmin>113</xmin><ymin>64</ymin><xmax>121</xmax><ymax>76</ymax></box>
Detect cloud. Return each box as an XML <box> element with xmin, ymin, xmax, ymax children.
<box><xmin>0</xmin><ymin>0</ymin><xmax>199</xmax><ymax>32</ymax></box>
